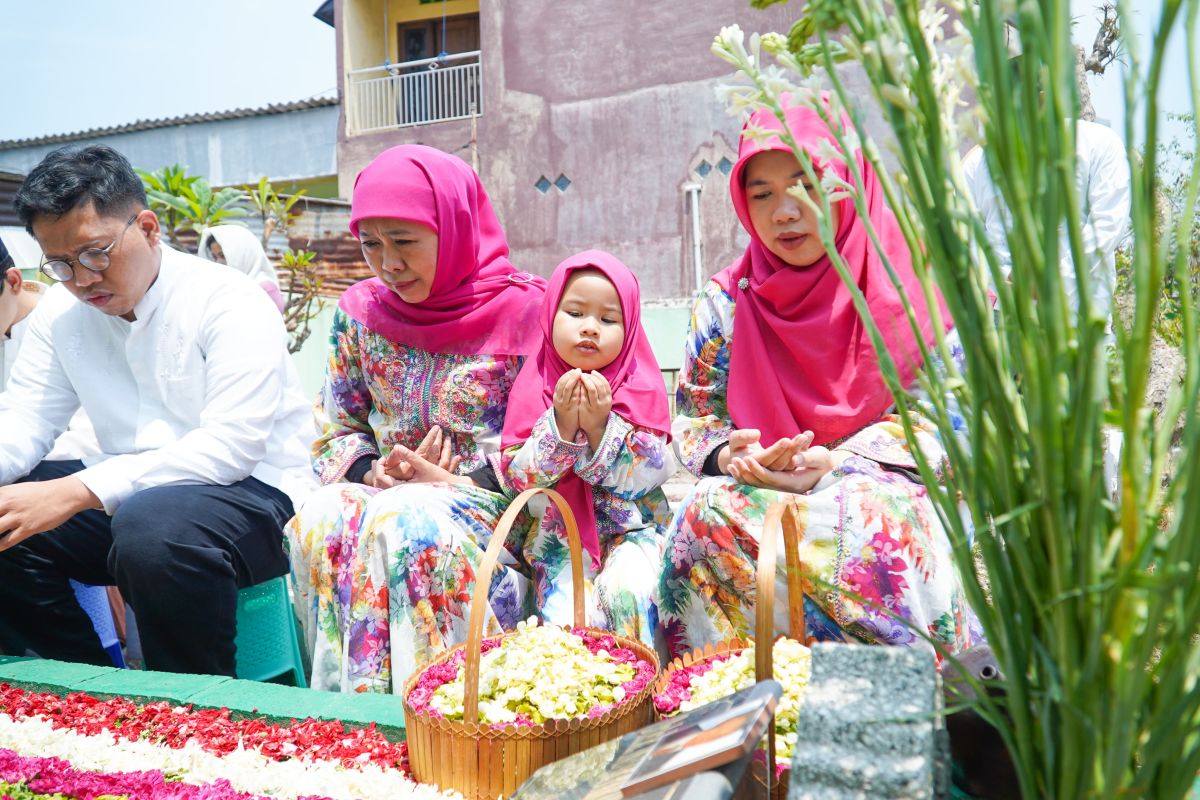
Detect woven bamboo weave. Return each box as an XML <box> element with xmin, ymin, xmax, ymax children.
<box><xmin>403</xmin><ymin>487</ymin><xmax>659</xmax><ymax>800</ymax></box>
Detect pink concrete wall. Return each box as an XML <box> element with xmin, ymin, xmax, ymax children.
<box><xmin>335</xmin><ymin>0</ymin><xmax>877</xmax><ymax>300</ymax></box>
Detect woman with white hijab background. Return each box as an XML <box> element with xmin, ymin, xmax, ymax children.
<box><xmin>198</xmin><ymin>224</ymin><xmax>287</xmax><ymax>312</ymax></box>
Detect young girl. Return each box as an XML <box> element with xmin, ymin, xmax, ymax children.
<box><xmin>396</xmin><ymin>249</ymin><xmax>675</xmax><ymax>649</ymax></box>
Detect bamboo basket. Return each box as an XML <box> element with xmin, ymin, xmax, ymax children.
<box><xmin>653</xmin><ymin>501</ymin><xmax>809</xmax><ymax>800</ymax></box>
<box><xmin>402</xmin><ymin>487</ymin><xmax>659</xmax><ymax>800</ymax></box>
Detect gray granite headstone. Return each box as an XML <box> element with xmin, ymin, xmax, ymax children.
<box><xmin>788</xmin><ymin>643</ymin><xmax>948</xmax><ymax>799</ymax></box>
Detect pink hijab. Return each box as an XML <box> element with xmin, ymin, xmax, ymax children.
<box><xmin>714</xmin><ymin>96</ymin><xmax>951</xmax><ymax>446</ymax></box>
<box><xmin>340</xmin><ymin>145</ymin><xmax>545</xmax><ymax>355</ymax></box>
<box><xmin>503</xmin><ymin>251</ymin><xmax>671</xmax><ymax>568</ymax></box>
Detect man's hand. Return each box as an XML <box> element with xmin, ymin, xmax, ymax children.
<box><xmin>0</xmin><ymin>477</ymin><xmax>101</xmax><ymax>552</ymax></box>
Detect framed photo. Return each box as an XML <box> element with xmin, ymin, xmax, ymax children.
<box><xmin>513</xmin><ymin>680</ymin><xmax>781</xmax><ymax>800</ymax></box>
<box><xmin>620</xmin><ymin>680</ymin><xmax>780</xmax><ymax>797</ymax></box>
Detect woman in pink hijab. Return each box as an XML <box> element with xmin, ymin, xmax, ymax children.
<box><xmin>656</xmin><ymin>96</ymin><xmax>982</xmax><ymax>659</ymax></box>
<box><xmin>285</xmin><ymin>145</ymin><xmax>546</xmax><ymax>693</ymax></box>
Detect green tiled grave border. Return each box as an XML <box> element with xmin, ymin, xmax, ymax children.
<box><xmin>2</xmin><ymin>657</ymin><xmax>1196</xmax><ymax>798</ymax></box>
<box><xmin>0</xmin><ymin>658</ymin><xmax>406</xmax><ymax>741</ymax></box>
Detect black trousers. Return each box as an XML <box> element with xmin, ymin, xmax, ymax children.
<box><xmin>0</xmin><ymin>460</ymin><xmax>293</xmax><ymax>676</ymax></box>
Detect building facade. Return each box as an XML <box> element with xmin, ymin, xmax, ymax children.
<box><xmin>330</xmin><ymin>0</ymin><xmax>828</xmax><ymax>302</ymax></box>
<box><xmin>0</xmin><ymin>98</ymin><xmax>340</xmax><ymax>199</ymax></box>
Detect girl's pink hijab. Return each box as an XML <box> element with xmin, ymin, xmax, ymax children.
<box><xmin>340</xmin><ymin>144</ymin><xmax>546</xmax><ymax>355</ymax></box>
<box><xmin>713</xmin><ymin>96</ymin><xmax>951</xmax><ymax>446</ymax></box>
<box><xmin>503</xmin><ymin>250</ymin><xmax>671</xmax><ymax>568</ymax></box>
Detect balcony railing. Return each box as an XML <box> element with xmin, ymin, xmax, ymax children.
<box><xmin>346</xmin><ymin>51</ymin><xmax>482</xmax><ymax>135</ymax></box>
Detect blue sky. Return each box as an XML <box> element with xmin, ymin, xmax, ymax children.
<box><xmin>0</xmin><ymin>1</ymin><xmax>1191</xmax><ymax>151</ymax></box>
<box><xmin>1072</xmin><ymin>0</ymin><xmax>1194</xmax><ymax>154</ymax></box>
<box><xmin>0</xmin><ymin>0</ymin><xmax>337</xmax><ymax>142</ymax></box>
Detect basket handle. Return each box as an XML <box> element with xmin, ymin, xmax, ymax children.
<box><xmin>754</xmin><ymin>501</ymin><xmax>805</xmax><ymax>800</ymax></box>
<box><xmin>463</xmin><ymin>487</ymin><xmax>585</xmax><ymax>723</ymax></box>
<box><xmin>755</xmin><ymin>501</ymin><xmax>805</xmax><ymax>682</ymax></box>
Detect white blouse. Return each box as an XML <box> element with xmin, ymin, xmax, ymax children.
<box><xmin>962</xmin><ymin>118</ymin><xmax>1131</xmax><ymax>319</ymax></box>
<box><xmin>0</xmin><ymin>245</ymin><xmax>315</xmax><ymax>512</ymax></box>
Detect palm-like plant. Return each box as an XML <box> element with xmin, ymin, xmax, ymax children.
<box><xmin>714</xmin><ymin>0</ymin><xmax>1200</xmax><ymax>796</ymax></box>
<box><xmin>185</xmin><ymin>179</ymin><xmax>248</xmax><ymax>233</ymax></box>
<box><xmin>136</xmin><ymin>165</ymin><xmax>198</xmax><ymax>246</ymax></box>
<box><xmin>136</xmin><ymin>165</ymin><xmax>248</xmax><ymax>246</ymax></box>
<box><xmin>244</xmin><ymin>175</ymin><xmax>307</xmax><ymax>248</ymax></box>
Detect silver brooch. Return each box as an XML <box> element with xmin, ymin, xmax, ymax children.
<box><xmin>737</xmin><ymin>277</ymin><xmax>749</xmax><ymax>290</ymax></box>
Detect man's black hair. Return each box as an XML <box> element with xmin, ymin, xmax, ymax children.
<box><xmin>13</xmin><ymin>145</ymin><xmax>147</xmax><ymax>234</ymax></box>
<box><xmin>0</xmin><ymin>238</ymin><xmax>13</xmax><ymax>293</ymax></box>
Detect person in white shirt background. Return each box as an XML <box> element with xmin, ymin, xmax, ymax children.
<box><xmin>961</xmin><ymin>118</ymin><xmax>1131</xmax><ymax>325</ymax></box>
<box><xmin>0</xmin><ymin>239</ymin><xmax>41</xmax><ymax>386</ymax></box>
<box><xmin>1</xmin><ymin>238</ymin><xmax>101</xmax><ymax>462</ymax></box>
<box><xmin>959</xmin><ymin>30</ymin><xmax>1131</xmax><ymax>330</ymax></box>
<box><xmin>0</xmin><ymin>144</ymin><xmax>314</xmax><ymax>676</ymax></box>
<box><xmin>961</xmin><ymin>37</ymin><xmax>1133</xmax><ymax>511</ymax></box>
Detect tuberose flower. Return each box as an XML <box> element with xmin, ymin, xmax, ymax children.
<box><xmin>408</xmin><ymin>619</ymin><xmax>653</xmax><ymax>727</ymax></box>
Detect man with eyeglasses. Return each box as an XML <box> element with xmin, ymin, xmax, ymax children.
<box><xmin>0</xmin><ymin>144</ymin><xmax>314</xmax><ymax>676</ymax></box>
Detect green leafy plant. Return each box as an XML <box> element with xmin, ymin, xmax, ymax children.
<box><xmin>278</xmin><ymin>248</ymin><xmax>325</xmax><ymax>354</ymax></box>
<box><xmin>716</xmin><ymin>0</ymin><xmax>1200</xmax><ymax>796</ymax></box>
<box><xmin>136</xmin><ymin>165</ymin><xmax>198</xmax><ymax>246</ymax></box>
<box><xmin>136</xmin><ymin>165</ymin><xmax>248</xmax><ymax>246</ymax></box>
<box><xmin>185</xmin><ymin>180</ymin><xmax>247</xmax><ymax>233</ymax></box>
<box><xmin>244</xmin><ymin>176</ymin><xmax>307</xmax><ymax>249</ymax></box>
<box><xmin>244</xmin><ymin>177</ymin><xmax>324</xmax><ymax>355</ymax></box>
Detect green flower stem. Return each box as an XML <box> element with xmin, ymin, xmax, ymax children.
<box><xmin>715</xmin><ymin>0</ymin><xmax>1200</xmax><ymax>793</ymax></box>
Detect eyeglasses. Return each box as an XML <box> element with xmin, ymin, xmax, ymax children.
<box><xmin>40</xmin><ymin>214</ymin><xmax>139</xmax><ymax>282</ymax></box>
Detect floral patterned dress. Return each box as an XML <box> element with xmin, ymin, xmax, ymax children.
<box><xmin>656</xmin><ymin>281</ymin><xmax>982</xmax><ymax>659</ymax></box>
<box><xmin>287</xmin><ymin>308</ymin><xmax>674</xmax><ymax>693</ymax></box>
<box><xmin>286</xmin><ymin>308</ymin><xmax>519</xmax><ymax>692</ymax></box>
<box><xmin>495</xmin><ymin>409</ymin><xmax>675</xmax><ymax>650</ymax></box>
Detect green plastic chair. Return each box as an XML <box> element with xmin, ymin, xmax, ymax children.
<box><xmin>234</xmin><ymin>576</ymin><xmax>307</xmax><ymax>687</ymax></box>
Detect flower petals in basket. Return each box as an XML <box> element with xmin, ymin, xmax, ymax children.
<box><xmin>407</xmin><ymin>619</ymin><xmax>656</xmax><ymax>727</ymax></box>
<box><xmin>401</xmin><ymin>487</ymin><xmax>659</xmax><ymax>800</ymax></box>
